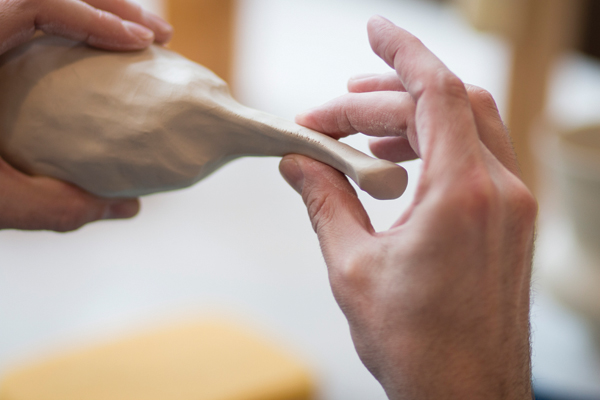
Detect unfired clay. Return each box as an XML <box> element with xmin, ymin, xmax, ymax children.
<box><xmin>0</xmin><ymin>36</ymin><xmax>407</xmax><ymax>200</ymax></box>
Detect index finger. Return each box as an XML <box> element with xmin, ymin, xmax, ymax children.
<box><xmin>367</xmin><ymin>16</ymin><xmax>484</xmax><ymax>177</ymax></box>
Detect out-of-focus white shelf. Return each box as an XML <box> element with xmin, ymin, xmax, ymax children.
<box><xmin>1</xmin><ymin>1</ymin><xmax>600</xmax><ymax>399</ymax></box>
<box><xmin>531</xmin><ymin>48</ymin><xmax>600</xmax><ymax>397</ymax></box>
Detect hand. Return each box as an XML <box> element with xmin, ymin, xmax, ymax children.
<box><xmin>0</xmin><ymin>158</ymin><xmax>140</xmax><ymax>231</ymax></box>
<box><xmin>0</xmin><ymin>0</ymin><xmax>173</xmax><ymax>54</ymax></box>
<box><xmin>0</xmin><ymin>0</ymin><xmax>172</xmax><ymax>230</ymax></box>
<box><xmin>280</xmin><ymin>16</ymin><xmax>537</xmax><ymax>399</ymax></box>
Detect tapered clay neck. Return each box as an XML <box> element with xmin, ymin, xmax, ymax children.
<box><xmin>0</xmin><ymin>36</ymin><xmax>408</xmax><ymax>200</ymax></box>
<box><xmin>211</xmin><ymin>97</ymin><xmax>408</xmax><ymax>199</ymax></box>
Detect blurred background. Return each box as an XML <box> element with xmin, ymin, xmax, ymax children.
<box><xmin>1</xmin><ymin>0</ymin><xmax>600</xmax><ymax>399</ymax></box>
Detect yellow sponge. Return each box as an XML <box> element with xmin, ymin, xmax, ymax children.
<box><xmin>0</xmin><ymin>321</ymin><xmax>314</xmax><ymax>400</ymax></box>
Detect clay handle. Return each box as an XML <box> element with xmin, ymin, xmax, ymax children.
<box><xmin>235</xmin><ymin>108</ymin><xmax>409</xmax><ymax>200</ymax></box>
<box><xmin>289</xmin><ymin>125</ymin><xmax>409</xmax><ymax>200</ymax></box>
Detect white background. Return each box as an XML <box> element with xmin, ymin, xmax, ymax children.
<box><xmin>2</xmin><ymin>1</ymin><xmax>600</xmax><ymax>399</ymax></box>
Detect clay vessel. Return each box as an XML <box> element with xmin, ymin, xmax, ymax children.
<box><xmin>0</xmin><ymin>36</ymin><xmax>407</xmax><ymax>200</ymax></box>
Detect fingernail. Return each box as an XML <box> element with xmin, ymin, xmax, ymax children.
<box><xmin>123</xmin><ymin>21</ymin><xmax>154</xmax><ymax>42</ymax></box>
<box><xmin>279</xmin><ymin>158</ymin><xmax>304</xmax><ymax>194</ymax></box>
<box><xmin>295</xmin><ymin>108</ymin><xmax>316</xmax><ymax>124</ymax></box>
<box><xmin>145</xmin><ymin>13</ymin><xmax>174</xmax><ymax>38</ymax></box>
<box><xmin>104</xmin><ymin>199</ymin><xmax>140</xmax><ymax>219</ymax></box>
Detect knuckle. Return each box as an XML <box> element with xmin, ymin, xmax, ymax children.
<box><xmin>93</xmin><ymin>8</ymin><xmax>112</xmax><ymax>24</ymax></box>
<box><xmin>468</xmin><ymin>86</ymin><xmax>501</xmax><ymax>117</ymax></box>
<box><xmin>470</xmin><ymin>87</ymin><xmax>498</xmax><ymax>111</ymax></box>
<box><xmin>429</xmin><ymin>71</ymin><xmax>468</xmax><ymax>102</ymax></box>
<box><xmin>333</xmin><ymin>246</ymin><xmax>377</xmax><ymax>289</ymax></box>
<box><xmin>384</xmin><ymin>35</ymin><xmax>422</xmax><ymax>74</ymax></box>
<box><xmin>306</xmin><ymin>191</ymin><xmax>335</xmax><ymax>234</ymax></box>
<box><xmin>444</xmin><ymin>170</ymin><xmax>538</xmax><ymax>231</ymax></box>
<box><xmin>333</xmin><ymin>100</ymin><xmax>355</xmax><ymax>133</ymax></box>
<box><xmin>390</xmin><ymin>35</ymin><xmax>418</xmax><ymax>59</ymax></box>
<box><xmin>445</xmin><ymin>169</ymin><xmax>499</xmax><ymax>225</ymax></box>
<box><xmin>507</xmin><ymin>181</ymin><xmax>538</xmax><ymax>225</ymax></box>
<box><xmin>337</xmin><ymin>254</ymin><xmax>367</xmax><ymax>286</ymax></box>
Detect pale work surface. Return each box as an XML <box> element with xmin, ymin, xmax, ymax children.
<box><xmin>1</xmin><ymin>1</ymin><xmax>600</xmax><ymax>399</ymax></box>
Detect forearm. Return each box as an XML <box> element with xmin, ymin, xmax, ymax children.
<box><xmin>377</xmin><ymin>331</ymin><xmax>532</xmax><ymax>400</ymax></box>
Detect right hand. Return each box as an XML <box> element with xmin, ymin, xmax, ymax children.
<box><xmin>280</xmin><ymin>16</ymin><xmax>537</xmax><ymax>399</ymax></box>
<box><xmin>0</xmin><ymin>0</ymin><xmax>172</xmax><ymax>230</ymax></box>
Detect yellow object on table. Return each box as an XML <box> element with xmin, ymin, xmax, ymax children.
<box><xmin>0</xmin><ymin>321</ymin><xmax>314</xmax><ymax>400</ymax></box>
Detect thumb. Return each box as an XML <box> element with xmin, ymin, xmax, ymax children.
<box><xmin>279</xmin><ymin>155</ymin><xmax>373</xmax><ymax>261</ymax></box>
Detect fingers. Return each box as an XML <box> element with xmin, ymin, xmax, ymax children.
<box><xmin>348</xmin><ymin>72</ymin><xmax>406</xmax><ymax>93</ymax></box>
<box><xmin>296</xmin><ymin>91</ymin><xmax>416</xmax><ymax>140</ymax></box>
<box><xmin>83</xmin><ymin>0</ymin><xmax>173</xmax><ymax>44</ymax></box>
<box><xmin>367</xmin><ymin>16</ymin><xmax>482</xmax><ymax>174</ymax></box>
<box><xmin>0</xmin><ymin>159</ymin><xmax>139</xmax><ymax>232</ymax></box>
<box><xmin>299</xmin><ymin>79</ymin><xmax>516</xmax><ymax>177</ymax></box>
<box><xmin>297</xmin><ymin>16</ymin><xmax>515</xmax><ymax>185</ymax></box>
<box><xmin>465</xmin><ymin>85</ymin><xmax>520</xmax><ymax>176</ymax></box>
<box><xmin>342</xmin><ymin>72</ymin><xmax>520</xmax><ymax>175</ymax></box>
<box><xmin>0</xmin><ymin>0</ymin><xmax>173</xmax><ymax>55</ymax></box>
<box><xmin>279</xmin><ymin>155</ymin><xmax>373</xmax><ymax>262</ymax></box>
<box><xmin>34</xmin><ymin>0</ymin><xmax>159</xmax><ymax>51</ymax></box>
<box><xmin>369</xmin><ymin>137</ymin><xmax>418</xmax><ymax>163</ymax></box>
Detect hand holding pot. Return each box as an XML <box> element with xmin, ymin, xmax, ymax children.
<box><xmin>0</xmin><ymin>0</ymin><xmax>172</xmax><ymax>230</ymax></box>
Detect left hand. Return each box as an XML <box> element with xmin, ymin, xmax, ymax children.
<box><xmin>0</xmin><ymin>0</ymin><xmax>173</xmax><ymax>54</ymax></box>
<box><xmin>0</xmin><ymin>158</ymin><xmax>140</xmax><ymax>231</ymax></box>
<box><xmin>0</xmin><ymin>0</ymin><xmax>171</xmax><ymax>231</ymax></box>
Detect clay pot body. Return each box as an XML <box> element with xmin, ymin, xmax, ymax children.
<box><xmin>0</xmin><ymin>36</ymin><xmax>407</xmax><ymax>200</ymax></box>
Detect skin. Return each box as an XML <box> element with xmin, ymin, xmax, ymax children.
<box><xmin>0</xmin><ymin>5</ymin><xmax>536</xmax><ymax>395</ymax></box>
<box><xmin>0</xmin><ymin>0</ymin><xmax>173</xmax><ymax>231</ymax></box>
<box><xmin>280</xmin><ymin>16</ymin><xmax>537</xmax><ymax>399</ymax></box>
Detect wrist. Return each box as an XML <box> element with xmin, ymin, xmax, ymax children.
<box><xmin>372</xmin><ymin>331</ymin><xmax>532</xmax><ymax>400</ymax></box>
